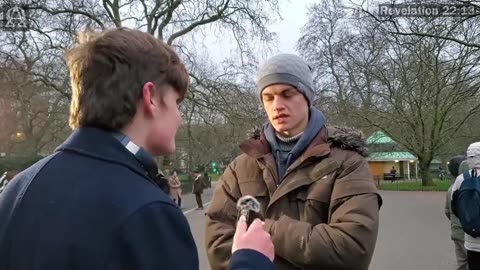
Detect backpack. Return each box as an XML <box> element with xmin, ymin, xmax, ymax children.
<box><xmin>453</xmin><ymin>170</ymin><xmax>480</xmax><ymax>237</ymax></box>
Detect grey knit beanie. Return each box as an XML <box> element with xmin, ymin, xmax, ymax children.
<box><xmin>256</xmin><ymin>54</ymin><xmax>314</xmax><ymax>106</ymax></box>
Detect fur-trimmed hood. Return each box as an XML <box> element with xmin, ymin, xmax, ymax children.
<box><xmin>245</xmin><ymin>125</ymin><xmax>368</xmax><ymax>157</ymax></box>
<box><xmin>327</xmin><ymin>126</ymin><xmax>368</xmax><ymax>157</ymax></box>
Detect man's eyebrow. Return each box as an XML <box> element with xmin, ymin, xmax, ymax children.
<box><xmin>262</xmin><ymin>87</ymin><xmax>296</xmax><ymax>95</ymax></box>
<box><xmin>282</xmin><ymin>87</ymin><xmax>296</xmax><ymax>93</ymax></box>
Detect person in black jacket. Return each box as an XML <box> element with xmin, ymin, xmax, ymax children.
<box><xmin>0</xmin><ymin>27</ymin><xmax>273</xmax><ymax>270</ymax></box>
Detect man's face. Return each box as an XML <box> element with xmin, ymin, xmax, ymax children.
<box><xmin>261</xmin><ymin>84</ymin><xmax>309</xmax><ymax>137</ymax></box>
<box><xmin>466</xmin><ymin>143</ymin><xmax>480</xmax><ymax>169</ymax></box>
<box><xmin>147</xmin><ymin>85</ymin><xmax>182</xmax><ymax>155</ymax></box>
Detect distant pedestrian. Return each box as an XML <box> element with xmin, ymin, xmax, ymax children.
<box><xmin>192</xmin><ymin>170</ymin><xmax>206</xmax><ymax>210</ymax></box>
<box><xmin>390</xmin><ymin>166</ymin><xmax>397</xmax><ymax>181</ymax></box>
<box><xmin>445</xmin><ymin>155</ymin><xmax>467</xmax><ymax>270</ymax></box>
<box><xmin>452</xmin><ymin>142</ymin><xmax>480</xmax><ymax>270</ymax></box>
<box><xmin>169</xmin><ymin>171</ymin><xmax>182</xmax><ymax>207</ymax></box>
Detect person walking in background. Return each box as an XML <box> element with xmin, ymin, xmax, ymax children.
<box><xmin>192</xmin><ymin>170</ymin><xmax>206</xmax><ymax>210</ymax></box>
<box><xmin>452</xmin><ymin>142</ymin><xmax>480</xmax><ymax>270</ymax></box>
<box><xmin>169</xmin><ymin>171</ymin><xmax>182</xmax><ymax>207</ymax></box>
<box><xmin>445</xmin><ymin>155</ymin><xmax>468</xmax><ymax>270</ymax></box>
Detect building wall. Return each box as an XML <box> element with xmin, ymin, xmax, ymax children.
<box><xmin>369</xmin><ymin>162</ymin><xmax>384</xmax><ymax>180</ymax></box>
<box><xmin>368</xmin><ymin>161</ymin><xmax>417</xmax><ymax>180</ymax></box>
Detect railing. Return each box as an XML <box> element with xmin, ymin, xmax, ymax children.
<box><xmin>0</xmin><ymin>172</ymin><xmax>9</xmax><ymax>193</ymax></box>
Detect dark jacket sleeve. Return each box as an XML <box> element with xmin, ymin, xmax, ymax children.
<box><xmin>107</xmin><ymin>202</ymin><xmax>199</xmax><ymax>270</ymax></box>
<box><xmin>228</xmin><ymin>249</ymin><xmax>273</xmax><ymax>270</ymax></box>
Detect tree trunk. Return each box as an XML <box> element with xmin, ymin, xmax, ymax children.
<box><xmin>418</xmin><ymin>159</ymin><xmax>434</xmax><ymax>186</ymax></box>
<box><xmin>187</xmin><ymin>125</ymin><xmax>192</xmax><ymax>180</ymax></box>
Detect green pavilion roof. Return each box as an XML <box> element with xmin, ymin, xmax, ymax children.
<box><xmin>367</xmin><ymin>152</ymin><xmax>416</xmax><ymax>161</ymax></box>
<box><xmin>366</xmin><ymin>131</ymin><xmax>394</xmax><ymax>144</ymax></box>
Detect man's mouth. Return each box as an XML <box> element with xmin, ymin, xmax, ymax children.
<box><xmin>274</xmin><ymin>114</ymin><xmax>288</xmax><ymax>120</ymax></box>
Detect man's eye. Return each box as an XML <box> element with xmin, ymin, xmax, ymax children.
<box><xmin>263</xmin><ymin>96</ymin><xmax>273</xmax><ymax>101</ymax></box>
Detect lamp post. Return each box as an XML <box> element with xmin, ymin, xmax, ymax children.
<box><xmin>11</xmin><ymin>132</ymin><xmax>25</xmax><ymax>142</ymax></box>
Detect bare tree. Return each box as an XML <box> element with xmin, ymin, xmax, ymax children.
<box><xmin>299</xmin><ymin>1</ymin><xmax>480</xmax><ymax>185</ymax></box>
<box><xmin>0</xmin><ymin>30</ymin><xmax>71</xmax><ymax>156</ymax></box>
<box><xmin>176</xmin><ymin>57</ymin><xmax>264</xmax><ymax>171</ymax></box>
<box><xmin>352</xmin><ymin>0</ymin><xmax>480</xmax><ymax>48</ymax></box>
<box><xmin>0</xmin><ymin>0</ymin><xmax>280</xmax><ymax>171</ymax></box>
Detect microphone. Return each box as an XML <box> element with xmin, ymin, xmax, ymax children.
<box><xmin>236</xmin><ymin>195</ymin><xmax>263</xmax><ymax>227</ymax></box>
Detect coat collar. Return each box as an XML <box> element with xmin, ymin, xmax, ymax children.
<box><xmin>239</xmin><ymin>125</ymin><xmax>331</xmax><ymax>161</ymax></box>
<box><xmin>239</xmin><ymin>124</ymin><xmax>369</xmax><ymax>160</ymax></box>
<box><xmin>55</xmin><ymin>127</ymin><xmax>150</xmax><ymax>179</ymax></box>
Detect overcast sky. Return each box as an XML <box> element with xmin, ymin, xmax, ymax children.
<box><xmin>201</xmin><ymin>0</ymin><xmax>316</xmax><ymax>64</ymax></box>
<box><xmin>268</xmin><ymin>0</ymin><xmax>316</xmax><ymax>55</ymax></box>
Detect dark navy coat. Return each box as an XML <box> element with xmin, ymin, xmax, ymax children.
<box><xmin>0</xmin><ymin>127</ymin><xmax>271</xmax><ymax>270</ymax></box>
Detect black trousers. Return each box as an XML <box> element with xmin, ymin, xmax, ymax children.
<box><xmin>195</xmin><ymin>193</ymin><xmax>203</xmax><ymax>209</ymax></box>
<box><xmin>468</xmin><ymin>250</ymin><xmax>480</xmax><ymax>269</ymax></box>
<box><xmin>173</xmin><ymin>196</ymin><xmax>182</xmax><ymax>208</ymax></box>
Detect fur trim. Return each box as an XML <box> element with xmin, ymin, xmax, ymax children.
<box><xmin>245</xmin><ymin>125</ymin><xmax>369</xmax><ymax>157</ymax></box>
<box><xmin>246</xmin><ymin>126</ymin><xmax>262</xmax><ymax>140</ymax></box>
<box><xmin>327</xmin><ymin>126</ymin><xmax>368</xmax><ymax>157</ymax></box>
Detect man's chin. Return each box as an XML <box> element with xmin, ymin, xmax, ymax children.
<box><xmin>272</xmin><ymin>125</ymin><xmax>291</xmax><ymax>134</ymax></box>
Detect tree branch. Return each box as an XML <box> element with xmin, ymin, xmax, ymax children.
<box><xmin>167</xmin><ymin>0</ymin><xmax>231</xmax><ymax>45</ymax></box>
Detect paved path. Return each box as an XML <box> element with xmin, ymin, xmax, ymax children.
<box><xmin>370</xmin><ymin>191</ymin><xmax>455</xmax><ymax>270</ymax></box>
<box><xmin>182</xmin><ymin>188</ymin><xmax>214</xmax><ymax>270</ymax></box>
<box><xmin>184</xmin><ymin>189</ymin><xmax>456</xmax><ymax>270</ymax></box>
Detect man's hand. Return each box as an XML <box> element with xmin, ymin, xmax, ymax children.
<box><xmin>232</xmin><ymin>216</ymin><xmax>274</xmax><ymax>262</ymax></box>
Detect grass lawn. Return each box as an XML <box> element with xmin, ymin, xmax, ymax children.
<box><xmin>378</xmin><ymin>180</ymin><xmax>450</xmax><ymax>191</ymax></box>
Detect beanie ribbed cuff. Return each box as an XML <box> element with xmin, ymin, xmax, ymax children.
<box><xmin>257</xmin><ymin>73</ymin><xmax>313</xmax><ymax>106</ymax></box>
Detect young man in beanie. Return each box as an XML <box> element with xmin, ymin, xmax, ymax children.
<box><xmin>205</xmin><ymin>53</ymin><xmax>382</xmax><ymax>270</ymax></box>
<box><xmin>0</xmin><ymin>28</ymin><xmax>274</xmax><ymax>270</ymax></box>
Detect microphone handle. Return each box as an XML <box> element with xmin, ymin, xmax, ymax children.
<box><xmin>237</xmin><ymin>208</ymin><xmax>262</xmax><ymax>228</ymax></box>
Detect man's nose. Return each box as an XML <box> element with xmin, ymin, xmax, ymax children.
<box><xmin>272</xmin><ymin>96</ymin><xmax>285</xmax><ymax>111</ymax></box>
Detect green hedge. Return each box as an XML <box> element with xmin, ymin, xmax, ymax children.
<box><xmin>378</xmin><ymin>180</ymin><xmax>450</xmax><ymax>191</ymax></box>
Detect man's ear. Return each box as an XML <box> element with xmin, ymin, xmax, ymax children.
<box><xmin>141</xmin><ymin>82</ymin><xmax>156</xmax><ymax>116</ymax></box>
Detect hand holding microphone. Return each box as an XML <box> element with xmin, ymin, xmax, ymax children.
<box><xmin>232</xmin><ymin>196</ymin><xmax>274</xmax><ymax>262</ymax></box>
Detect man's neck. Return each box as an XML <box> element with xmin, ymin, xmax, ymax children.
<box><xmin>276</xmin><ymin>131</ymin><xmax>303</xmax><ymax>143</ymax></box>
<box><xmin>121</xmin><ymin>120</ymin><xmax>150</xmax><ymax>154</ymax></box>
